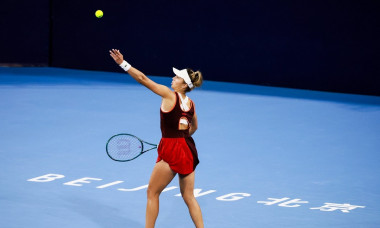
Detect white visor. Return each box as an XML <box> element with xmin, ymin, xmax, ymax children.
<box><xmin>173</xmin><ymin>67</ymin><xmax>193</xmax><ymax>89</ymax></box>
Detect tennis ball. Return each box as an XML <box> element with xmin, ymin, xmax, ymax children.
<box><xmin>95</xmin><ymin>10</ymin><xmax>103</xmax><ymax>18</ymax></box>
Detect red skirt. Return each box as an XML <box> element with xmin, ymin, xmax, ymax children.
<box><xmin>156</xmin><ymin>137</ymin><xmax>199</xmax><ymax>175</ymax></box>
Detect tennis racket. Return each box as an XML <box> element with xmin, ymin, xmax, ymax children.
<box><xmin>106</xmin><ymin>133</ymin><xmax>157</xmax><ymax>162</ymax></box>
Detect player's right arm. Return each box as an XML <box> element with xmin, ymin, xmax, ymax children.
<box><xmin>189</xmin><ymin>112</ymin><xmax>198</xmax><ymax>136</ymax></box>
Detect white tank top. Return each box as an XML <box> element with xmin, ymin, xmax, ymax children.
<box><xmin>178</xmin><ymin>93</ymin><xmax>190</xmax><ymax>125</ymax></box>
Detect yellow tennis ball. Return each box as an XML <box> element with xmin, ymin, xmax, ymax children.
<box><xmin>95</xmin><ymin>10</ymin><xmax>103</xmax><ymax>18</ymax></box>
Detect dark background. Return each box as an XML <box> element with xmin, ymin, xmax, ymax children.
<box><xmin>1</xmin><ymin>0</ymin><xmax>379</xmax><ymax>95</ymax></box>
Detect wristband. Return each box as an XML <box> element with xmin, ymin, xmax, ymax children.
<box><xmin>119</xmin><ymin>60</ymin><xmax>131</xmax><ymax>71</ymax></box>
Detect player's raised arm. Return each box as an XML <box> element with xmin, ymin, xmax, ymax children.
<box><xmin>109</xmin><ymin>49</ymin><xmax>172</xmax><ymax>98</ymax></box>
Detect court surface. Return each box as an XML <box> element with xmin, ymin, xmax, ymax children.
<box><xmin>1</xmin><ymin>67</ymin><xmax>380</xmax><ymax>228</ymax></box>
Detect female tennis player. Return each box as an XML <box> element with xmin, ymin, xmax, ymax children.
<box><xmin>109</xmin><ymin>49</ymin><xmax>204</xmax><ymax>228</ymax></box>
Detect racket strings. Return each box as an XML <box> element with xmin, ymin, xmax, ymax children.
<box><xmin>107</xmin><ymin>135</ymin><xmax>142</xmax><ymax>161</ymax></box>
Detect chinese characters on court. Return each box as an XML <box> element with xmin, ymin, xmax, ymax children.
<box><xmin>27</xmin><ymin>173</ymin><xmax>365</xmax><ymax>213</ymax></box>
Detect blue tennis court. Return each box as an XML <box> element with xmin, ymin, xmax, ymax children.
<box><xmin>1</xmin><ymin>67</ymin><xmax>380</xmax><ymax>227</ymax></box>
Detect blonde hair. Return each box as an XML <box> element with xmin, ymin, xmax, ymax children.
<box><xmin>186</xmin><ymin>68</ymin><xmax>203</xmax><ymax>92</ymax></box>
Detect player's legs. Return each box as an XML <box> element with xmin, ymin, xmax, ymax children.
<box><xmin>145</xmin><ymin>160</ymin><xmax>176</xmax><ymax>228</ymax></box>
<box><xmin>179</xmin><ymin>171</ymin><xmax>204</xmax><ymax>228</ymax></box>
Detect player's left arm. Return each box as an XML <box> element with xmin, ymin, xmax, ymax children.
<box><xmin>125</xmin><ymin>66</ymin><xmax>173</xmax><ymax>98</ymax></box>
<box><xmin>109</xmin><ymin>49</ymin><xmax>172</xmax><ymax>98</ymax></box>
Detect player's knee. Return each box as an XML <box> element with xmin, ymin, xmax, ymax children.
<box><xmin>181</xmin><ymin>192</ymin><xmax>195</xmax><ymax>204</ymax></box>
<box><xmin>146</xmin><ymin>187</ymin><xmax>160</xmax><ymax>199</ymax></box>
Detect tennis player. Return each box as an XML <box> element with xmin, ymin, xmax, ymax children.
<box><xmin>109</xmin><ymin>49</ymin><xmax>204</xmax><ymax>228</ymax></box>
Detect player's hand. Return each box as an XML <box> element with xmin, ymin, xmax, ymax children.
<box><xmin>109</xmin><ymin>49</ymin><xmax>124</xmax><ymax>65</ymax></box>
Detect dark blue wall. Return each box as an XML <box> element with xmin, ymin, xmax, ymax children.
<box><xmin>1</xmin><ymin>0</ymin><xmax>379</xmax><ymax>95</ymax></box>
<box><xmin>0</xmin><ymin>0</ymin><xmax>50</xmax><ymax>65</ymax></box>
